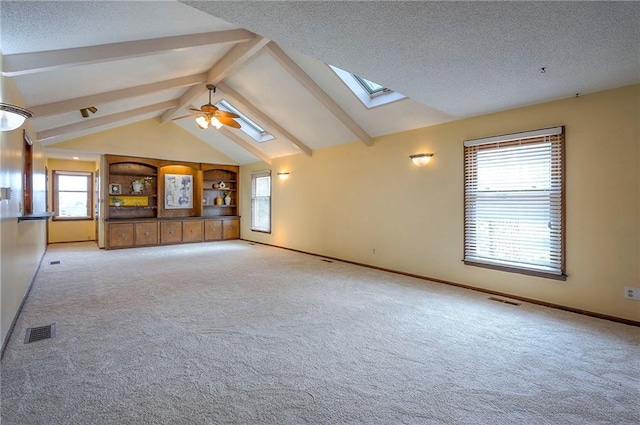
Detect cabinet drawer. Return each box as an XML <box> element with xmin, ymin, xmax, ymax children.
<box><xmin>109</xmin><ymin>223</ymin><xmax>134</xmax><ymax>248</ymax></box>
<box><xmin>183</xmin><ymin>220</ymin><xmax>203</xmax><ymax>242</ymax></box>
<box><xmin>204</xmin><ymin>219</ymin><xmax>223</xmax><ymax>241</ymax></box>
<box><xmin>135</xmin><ymin>222</ymin><xmax>158</xmax><ymax>246</ymax></box>
<box><xmin>161</xmin><ymin>221</ymin><xmax>182</xmax><ymax>244</ymax></box>
<box><xmin>222</xmin><ymin>218</ymin><xmax>240</xmax><ymax>240</ymax></box>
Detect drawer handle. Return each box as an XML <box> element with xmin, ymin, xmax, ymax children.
<box><xmin>119</xmin><ymin>233</ymin><xmax>125</xmax><ymax>237</ymax></box>
<box><xmin>190</xmin><ymin>229</ymin><xmax>194</xmax><ymax>233</ymax></box>
<box><xmin>170</xmin><ymin>230</ymin><xmax>174</xmax><ymax>234</ymax></box>
<box><xmin>144</xmin><ymin>231</ymin><xmax>149</xmax><ymax>236</ymax></box>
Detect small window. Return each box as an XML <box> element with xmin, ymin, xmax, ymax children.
<box><xmin>52</xmin><ymin>171</ymin><xmax>93</xmax><ymax>220</ymax></box>
<box><xmin>251</xmin><ymin>171</ymin><xmax>271</xmax><ymax>233</ymax></box>
<box><xmin>463</xmin><ymin>127</ymin><xmax>565</xmax><ymax>280</ymax></box>
<box><xmin>216</xmin><ymin>100</ymin><xmax>274</xmax><ymax>143</ymax></box>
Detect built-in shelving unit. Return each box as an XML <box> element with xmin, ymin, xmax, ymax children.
<box><xmin>102</xmin><ymin>155</ymin><xmax>240</xmax><ymax>249</ymax></box>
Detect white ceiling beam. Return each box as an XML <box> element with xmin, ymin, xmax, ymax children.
<box><xmin>3</xmin><ymin>29</ymin><xmax>254</xmax><ymax>77</ymax></box>
<box><xmin>37</xmin><ymin>100</ymin><xmax>178</xmax><ymax>144</ymax></box>
<box><xmin>265</xmin><ymin>42</ymin><xmax>373</xmax><ymax>147</ymax></box>
<box><xmin>216</xmin><ymin>82</ymin><xmax>312</xmax><ymax>157</ymax></box>
<box><xmin>218</xmin><ymin>127</ymin><xmax>272</xmax><ymax>164</ymax></box>
<box><xmin>30</xmin><ymin>73</ymin><xmax>206</xmax><ymax>118</ymax></box>
<box><xmin>161</xmin><ymin>36</ymin><xmax>270</xmax><ymax>123</ymax></box>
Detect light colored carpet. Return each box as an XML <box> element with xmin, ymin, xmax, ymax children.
<box><xmin>1</xmin><ymin>241</ymin><xmax>638</xmax><ymax>424</ymax></box>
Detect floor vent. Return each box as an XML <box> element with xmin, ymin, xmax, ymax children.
<box><xmin>50</xmin><ymin>260</ymin><xmax>61</xmax><ymax>265</ymax></box>
<box><xmin>24</xmin><ymin>324</ymin><xmax>56</xmax><ymax>344</ymax></box>
<box><xmin>488</xmin><ymin>297</ymin><xmax>521</xmax><ymax>306</ymax></box>
<box><xmin>321</xmin><ymin>259</ymin><xmax>333</xmax><ymax>263</ymax></box>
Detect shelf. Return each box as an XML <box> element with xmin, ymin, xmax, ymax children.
<box><xmin>204</xmin><ymin>204</ymin><xmax>237</xmax><ymax>208</ymax></box>
<box><xmin>110</xmin><ymin>206</ymin><xmax>157</xmax><ymax>209</ymax></box>
<box><xmin>110</xmin><ymin>172</ymin><xmax>158</xmax><ymax>177</ymax></box>
<box><xmin>110</xmin><ymin>194</ymin><xmax>156</xmax><ymax>197</ymax></box>
<box><xmin>204</xmin><ymin>188</ymin><xmax>236</xmax><ymax>191</ymax></box>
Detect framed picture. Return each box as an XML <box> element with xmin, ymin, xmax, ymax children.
<box><xmin>202</xmin><ymin>197</ymin><xmax>209</xmax><ymax>205</ymax></box>
<box><xmin>165</xmin><ymin>174</ymin><xmax>193</xmax><ymax>209</ymax></box>
<box><xmin>108</xmin><ymin>183</ymin><xmax>121</xmax><ymax>195</ymax></box>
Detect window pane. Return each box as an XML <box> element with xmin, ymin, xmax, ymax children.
<box><xmin>252</xmin><ymin>197</ymin><xmax>270</xmax><ymax>231</ymax></box>
<box><xmin>58</xmin><ymin>175</ymin><xmax>88</xmax><ymax>191</ymax></box>
<box><xmin>58</xmin><ymin>191</ymin><xmax>88</xmax><ymax>217</ymax></box>
<box><xmin>255</xmin><ymin>176</ymin><xmax>271</xmax><ymax>197</ymax></box>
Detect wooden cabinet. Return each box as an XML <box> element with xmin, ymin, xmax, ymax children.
<box><xmin>161</xmin><ymin>221</ymin><xmax>182</xmax><ymax>244</ymax></box>
<box><xmin>182</xmin><ymin>220</ymin><xmax>203</xmax><ymax>242</ymax></box>
<box><xmin>204</xmin><ymin>219</ymin><xmax>223</xmax><ymax>241</ymax></box>
<box><xmin>223</xmin><ymin>217</ymin><xmax>240</xmax><ymax>239</ymax></box>
<box><xmin>109</xmin><ymin>223</ymin><xmax>134</xmax><ymax>248</ymax></box>
<box><xmin>134</xmin><ymin>222</ymin><xmax>158</xmax><ymax>246</ymax></box>
<box><xmin>103</xmin><ymin>155</ymin><xmax>240</xmax><ymax>249</ymax></box>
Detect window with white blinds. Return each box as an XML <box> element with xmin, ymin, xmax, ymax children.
<box><xmin>463</xmin><ymin>127</ymin><xmax>565</xmax><ymax>280</ymax></box>
<box><xmin>251</xmin><ymin>171</ymin><xmax>271</xmax><ymax>233</ymax></box>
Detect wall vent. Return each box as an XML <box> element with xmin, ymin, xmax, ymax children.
<box><xmin>50</xmin><ymin>260</ymin><xmax>61</xmax><ymax>265</ymax></box>
<box><xmin>24</xmin><ymin>324</ymin><xmax>56</xmax><ymax>343</ymax></box>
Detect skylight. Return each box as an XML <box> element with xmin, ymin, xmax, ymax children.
<box><xmin>216</xmin><ymin>100</ymin><xmax>274</xmax><ymax>143</ymax></box>
<box><xmin>329</xmin><ymin>65</ymin><xmax>406</xmax><ymax>109</ymax></box>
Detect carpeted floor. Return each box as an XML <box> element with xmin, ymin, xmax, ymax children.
<box><xmin>1</xmin><ymin>241</ymin><xmax>639</xmax><ymax>424</ymax></box>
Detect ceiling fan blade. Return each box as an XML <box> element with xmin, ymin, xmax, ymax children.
<box><xmin>215</xmin><ymin>110</ymin><xmax>240</xmax><ymax>119</ymax></box>
<box><xmin>218</xmin><ymin>116</ymin><xmax>241</xmax><ymax>129</ymax></box>
<box><xmin>172</xmin><ymin>113</ymin><xmax>201</xmax><ymax>121</ymax></box>
<box><xmin>187</xmin><ymin>107</ymin><xmax>203</xmax><ymax>113</ymax></box>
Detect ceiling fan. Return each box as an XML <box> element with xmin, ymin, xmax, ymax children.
<box><xmin>173</xmin><ymin>84</ymin><xmax>241</xmax><ymax>129</ymax></box>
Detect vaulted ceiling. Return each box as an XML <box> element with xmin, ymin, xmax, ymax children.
<box><xmin>2</xmin><ymin>1</ymin><xmax>638</xmax><ymax>164</ymax></box>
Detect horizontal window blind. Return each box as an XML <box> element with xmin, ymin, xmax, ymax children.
<box><xmin>464</xmin><ymin>127</ymin><xmax>565</xmax><ymax>277</ymax></box>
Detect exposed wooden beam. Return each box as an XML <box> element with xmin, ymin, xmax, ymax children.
<box><xmin>37</xmin><ymin>100</ymin><xmax>178</xmax><ymax>144</ymax></box>
<box><xmin>265</xmin><ymin>42</ymin><xmax>373</xmax><ymax>146</ymax></box>
<box><xmin>218</xmin><ymin>127</ymin><xmax>272</xmax><ymax>164</ymax></box>
<box><xmin>3</xmin><ymin>29</ymin><xmax>254</xmax><ymax>76</ymax></box>
<box><xmin>216</xmin><ymin>82</ymin><xmax>312</xmax><ymax>157</ymax></box>
<box><xmin>30</xmin><ymin>74</ymin><xmax>206</xmax><ymax>118</ymax></box>
<box><xmin>161</xmin><ymin>36</ymin><xmax>270</xmax><ymax>123</ymax></box>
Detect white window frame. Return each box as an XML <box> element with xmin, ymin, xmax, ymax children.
<box><xmin>328</xmin><ymin>65</ymin><xmax>407</xmax><ymax>109</ymax></box>
<box><xmin>251</xmin><ymin>171</ymin><xmax>271</xmax><ymax>233</ymax></box>
<box><xmin>463</xmin><ymin>127</ymin><xmax>566</xmax><ymax>280</ymax></box>
<box><xmin>52</xmin><ymin>170</ymin><xmax>93</xmax><ymax>220</ymax></box>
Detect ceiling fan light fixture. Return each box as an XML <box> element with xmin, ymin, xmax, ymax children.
<box><xmin>210</xmin><ymin>116</ymin><xmax>223</xmax><ymax>129</ymax></box>
<box><xmin>195</xmin><ymin>116</ymin><xmax>209</xmax><ymax>129</ymax></box>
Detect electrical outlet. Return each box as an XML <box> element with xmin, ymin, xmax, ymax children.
<box><xmin>624</xmin><ymin>287</ymin><xmax>640</xmax><ymax>300</ymax></box>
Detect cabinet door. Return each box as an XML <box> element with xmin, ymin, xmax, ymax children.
<box><xmin>109</xmin><ymin>223</ymin><xmax>134</xmax><ymax>248</ymax></box>
<box><xmin>135</xmin><ymin>222</ymin><xmax>158</xmax><ymax>246</ymax></box>
<box><xmin>222</xmin><ymin>218</ymin><xmax>240</xmax><ymax>240</ymax></box>
<box><xmin>183</xmin><ymin>220</ymin><xmax>203</xmax><ymax>242</ymax></box>
<box><xmin>204</xmin><ymin>219</ymin><xmax>223</xmax><ymax>241</ymax></box>
<box><xmin>161</xmin><ymin>221</ymin><xmax>182</xmax><ymax>244</ymax></box>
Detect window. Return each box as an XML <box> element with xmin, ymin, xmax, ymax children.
<box><xmin>52</xmin><ymin>171</ymin><xmax>92</xmax><ymax>220</ymax></box>
<box><xmin>251</xmin><ymin>171</ymin><xmax>271</xmax><ymax>232</ymax></box>
<box><xmin>463</xmin><ymin>127</ymin><xmax>565</xmax><ymax>280</ymax></box>
<box><xmin>329</xmin><ymin>65</ymin><xmax>406</xmax><ymax>108</ymax></box>
<box><xmin>216</xmin><ymin>100</ymin><xmax>274</xmax><ymax>143</ymax></box>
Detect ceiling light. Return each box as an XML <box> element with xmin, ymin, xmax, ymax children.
<box><xmin>0</xmin><ymin>103</ymin><xmax>33</xmax><ymax>132</ymax></box>
<box><xmin>409</xmin><ymin>153</ymin><xmax>433</xmax><ymax>166</ymax></box>
<box><xmin>80</xmin><ymin>106</ymin><xmax>98</xmax><ymax>118</ymax></box>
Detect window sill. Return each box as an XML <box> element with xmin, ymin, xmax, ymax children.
<box><xmin>463</xmin><ymin>260</ymin><xmax>567</xmax><ymax>281</ymax></box>
<box><xmin>251</xmin><ymin>229</ymin><xmax>271</xmax><ymax>234</ymax></box>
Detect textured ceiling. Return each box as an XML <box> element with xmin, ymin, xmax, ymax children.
<box><xmin>2</xmin><ymin>1</ymin><xmax>638</xmax><ymax>165</ymax></box>
<box><xmin>185</xmin><ymin>1</ymin><xmax>640</xmax><ymax>116</ymax></box>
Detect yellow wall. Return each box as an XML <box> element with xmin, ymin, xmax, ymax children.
<box><xmin>240</xmin><ymin>84</ymin><xmax>640</xmax><ymax>322</ymax></box>
<box><xmin>47</xmin><ymin>158</ymin><xmax>98</xmax><ymax>243</ymax></box>
<box><xmin>49</xmin><ymin>118</ymin><xmax>238</xmax><ymax>165</ymax></box>
<box><xmin>1</xmin><ymin>68</ymin><xmax>48</xmax><ymax>347</ymax></box>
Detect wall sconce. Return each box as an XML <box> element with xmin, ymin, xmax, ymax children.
<box><xmin>277</xmin><ymin>172</ymin><xmax>290</xmax><ymax>180</ymax></box>
<box><xmin>0</xmin><ymin>103</ymin><xmax>33</xmax><ymax>132</ymax></box>
<box><xmin>409</xmin><ymin>153</ymin><xmax>434</xmax><ymax>166</ymax></box>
